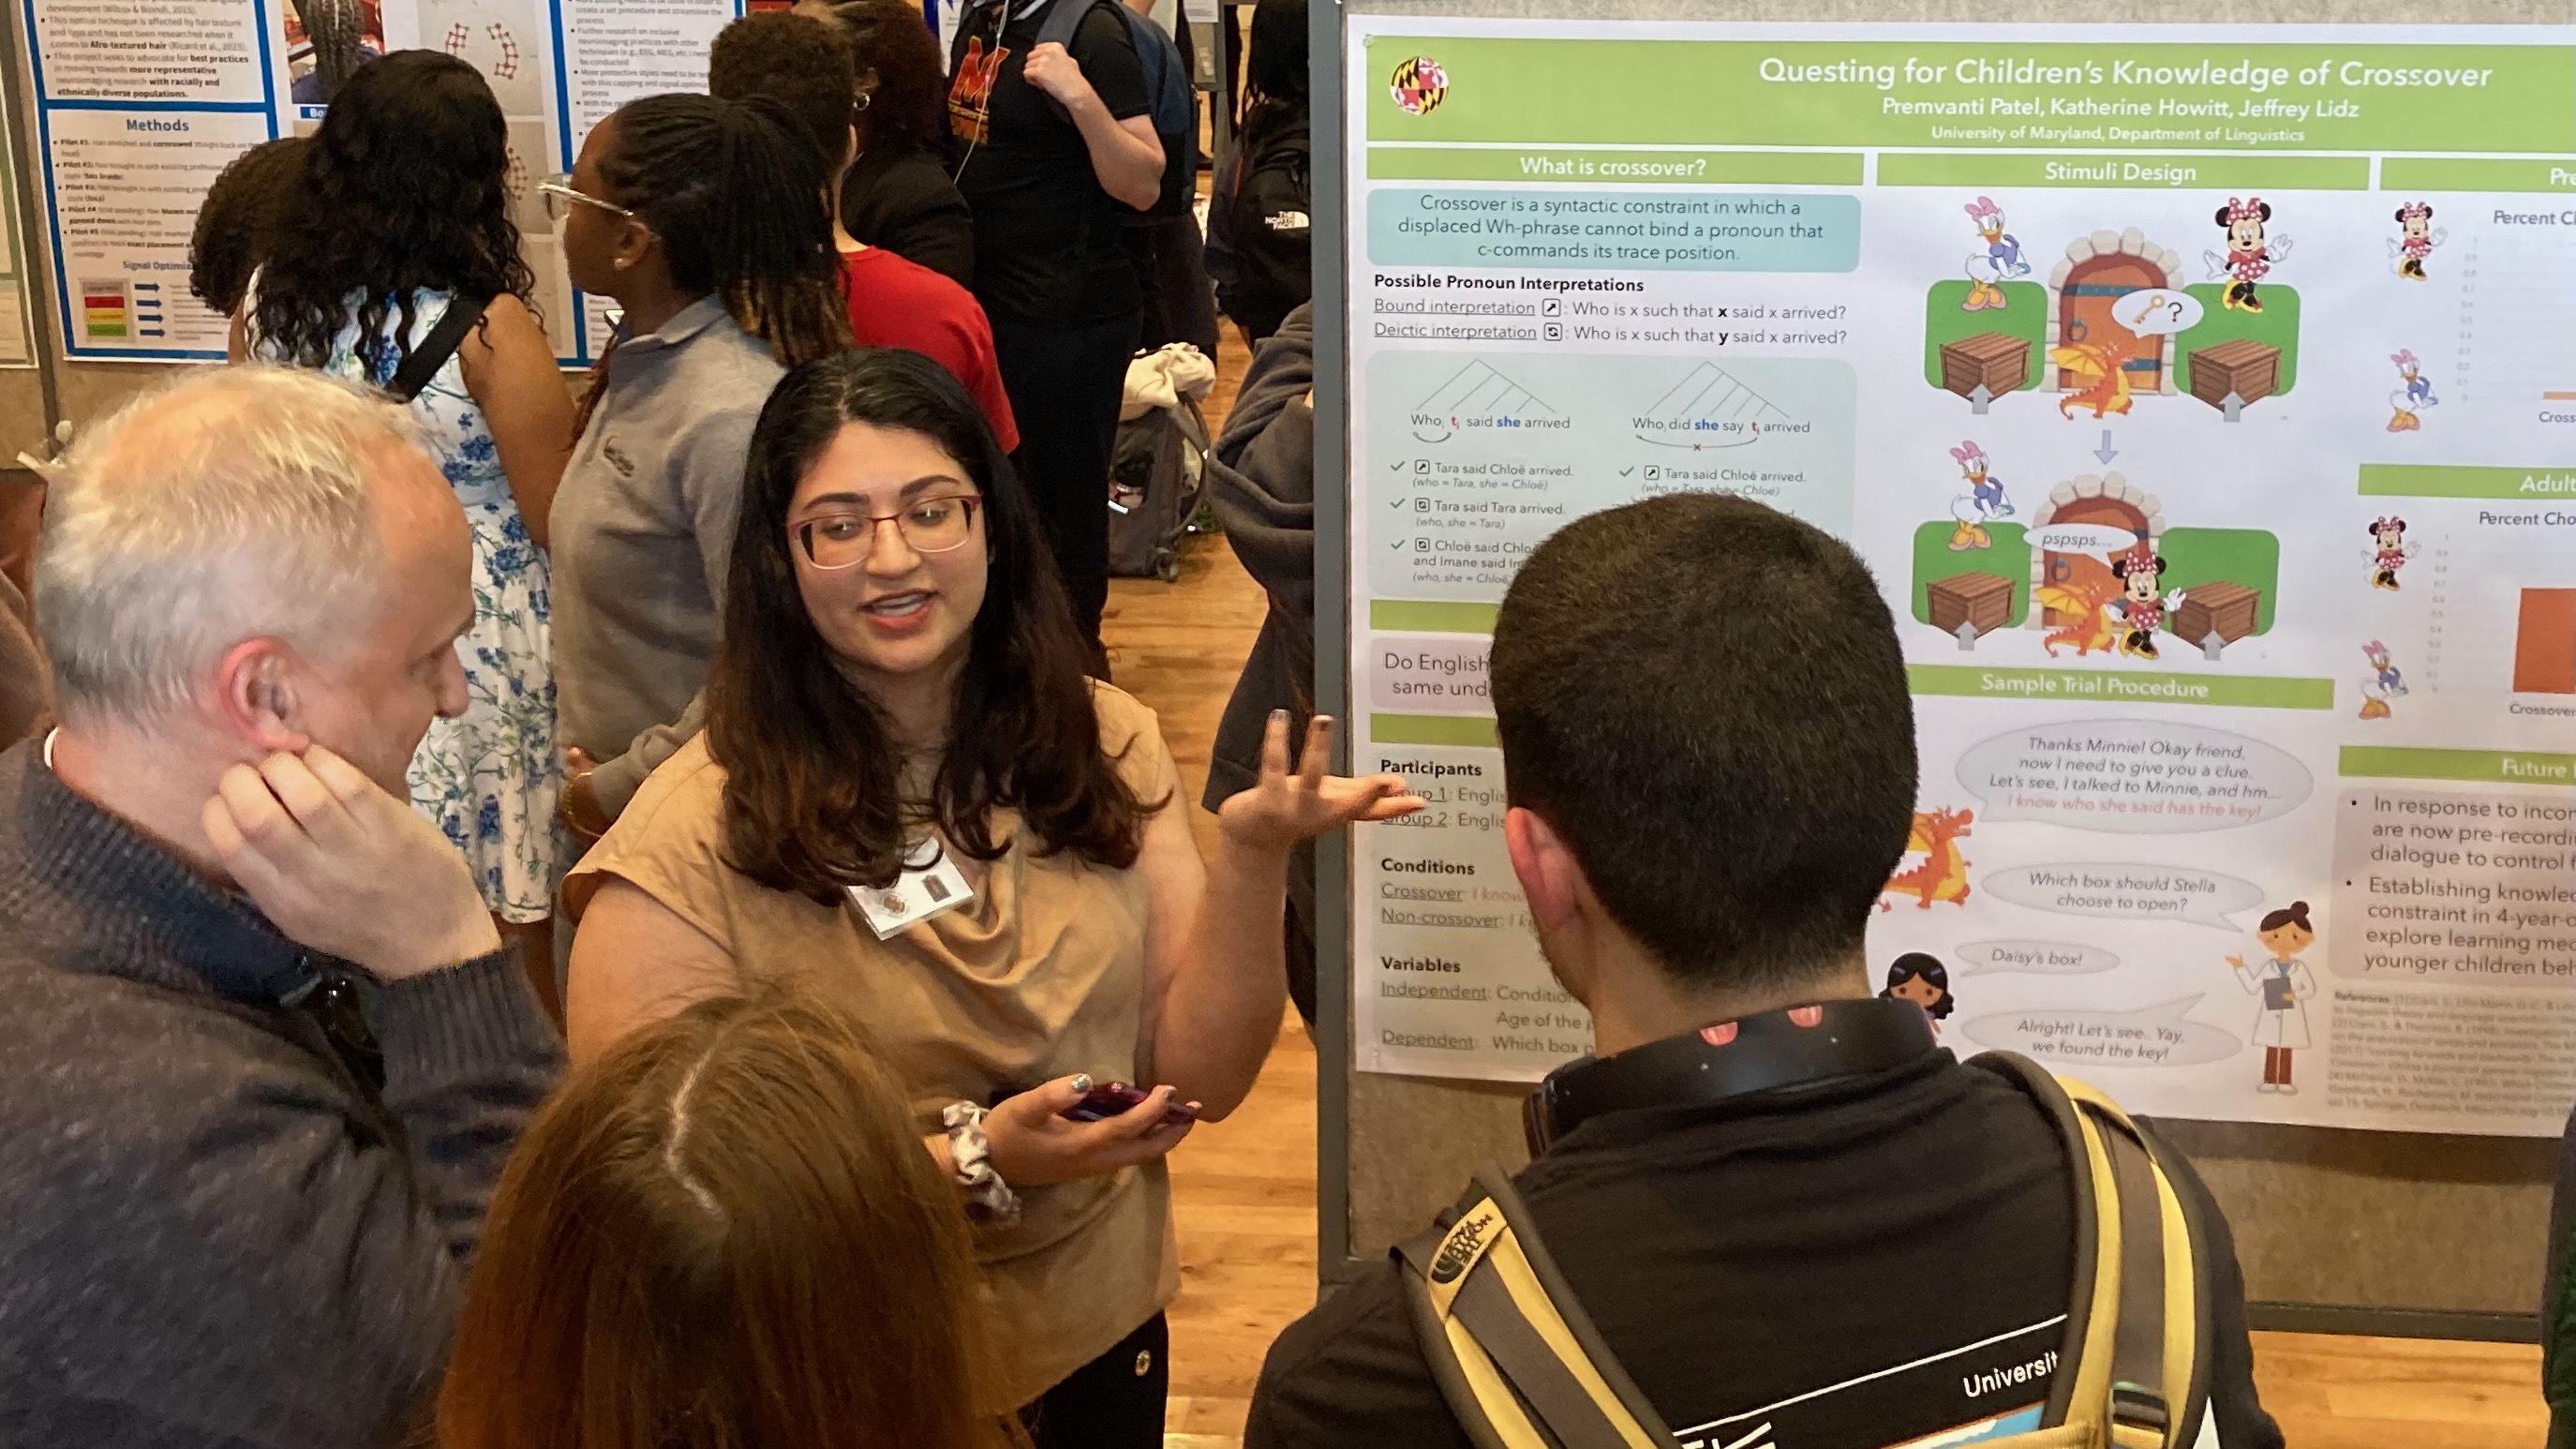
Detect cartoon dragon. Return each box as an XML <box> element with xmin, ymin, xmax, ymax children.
<box><xmin>2034</xmin><ymin>574</ymin><xmax>2122</xmax><ymax>656</ymax></box>
<box><xmin>2048</xmin><ymin>338</ymin><xmax>2134</xmax><ymax>420</ymax></box>
<box><xmin>1880</xmin><ymin>807</ymin><xmax>1974</xmax><ymax>910</ymax></box>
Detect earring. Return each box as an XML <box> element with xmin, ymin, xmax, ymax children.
<box><xmin>855</xmin><ymin>92</ymin><xmax>872</xmax><ymax>112</ymax></box>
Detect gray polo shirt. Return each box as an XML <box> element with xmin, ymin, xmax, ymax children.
<box><xmin>552</xmin><ymin>298</ymin><xmax>784</xmax><ymax>814</ymax></box>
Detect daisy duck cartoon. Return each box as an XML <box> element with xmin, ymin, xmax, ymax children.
<box><xmin>1945</xmin><ymin>441</ymin><xmax>2015</xmax><ymax>550</ymax></box>
<box><xmin>2390</xmin><ymin>202</ymin><xmax>2443</xmax><ymax>280</ymax></box>
<box><xmin>1960</xmin><ymin>196</ymin><xmax>2031</xmax><ymax>311</ymax></box>
<box><xmin>2206</xmin><ymin>197</ymin><xmax>2291</xmax><ymax>313</ymax></box>
<box><xmin>2386</xmin><ymin>351</ymin><xmax>2437</xmax><ymax>433</ymax></box>
<box><xmin>2358</xmin><ymin>641</ymin><xmax>2408</xmax><ymax>720</ymax></box>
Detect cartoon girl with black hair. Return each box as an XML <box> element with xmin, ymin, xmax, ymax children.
<box><xmin>2227</xmin><ymin>901</ymin><xmax>2316</xmax><ymax>1095</ymax></box>
<box><xmin>1882</xmin><ymin>952</ymin><xmax>1956</xmax><ymax>1038</ymax></box>
<box><xmin>2206</xmin><ymin>197</ymin><xmax>2291</xmax><ymax>313</ymax></box>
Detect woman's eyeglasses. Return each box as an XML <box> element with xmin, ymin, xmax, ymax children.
<box><xmin>793</xmin><ymin>497</ymin><xmax>982</xmax><ymax>569</ymax></box>
<box><xmin>536</xmin><ymin>175</ymin><xmax>632</xmax><ymax>223</ymax></box>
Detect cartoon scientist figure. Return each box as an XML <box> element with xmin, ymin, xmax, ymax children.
<box><xmin>2227</xmin><ymin>900</ymin><xmax>2317</xmax><ymax>1095</ymax></box>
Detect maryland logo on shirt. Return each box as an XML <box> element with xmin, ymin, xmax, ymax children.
<box><xmin>947</xmin><ymin>35</ymin><xmax>1010</xmax><ymax>145</ymax></box>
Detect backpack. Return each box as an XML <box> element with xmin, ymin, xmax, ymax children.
<box><xmin>1035</xmin><ymin>0</ymin><xmax>1197</xmax><ymax>216</ymax></box>
<box><xmin>1107</xmin><ymin>388</ymin><xmax>1209</xmax><ymax>581</ymax></box>
<box><xmin>1220</xmin><ymin>112</ymin><xmax>1311</xmax><ymax>341</ymax></box>
<box><xmin>1397</xmin><ymin>1053</ymin><xmax>2212</xmax><ymax>1449</ymax></box>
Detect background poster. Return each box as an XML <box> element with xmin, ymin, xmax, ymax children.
<box><xmin>1342</xmin><ymin>20</ymin><xmax>2576</xmax><ymax>1137</ymax></box>
<box><xmin>22</xmin><ymin>0</ymin><xmax>745</xmax><ymax>363</ymax></box>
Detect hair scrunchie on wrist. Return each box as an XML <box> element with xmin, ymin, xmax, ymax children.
<box><xmin>942</xmin><ymin>1101</ymin><xmax>1020</xmax><ymax>1222</ymax></box>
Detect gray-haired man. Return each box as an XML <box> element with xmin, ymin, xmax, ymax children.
<box><xmin>0</xmin><ymin>367</ymin><xmax>564</xmax><ymax>1447</ymax></box>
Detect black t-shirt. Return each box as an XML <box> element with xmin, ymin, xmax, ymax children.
<box><xmin>1247</xmin><ymin>1054</ymin><xmax>2285</xmax><ymax>1449</ymax></box>
<box><xmin>946</xmin><ymin>0</ymin><xmax>1149</xmax><ymax>327</ymax></box>
<box><xmin>841</xmin><ymin>145</ymin><xmax>977</xmax><ymax>290</ymax></box>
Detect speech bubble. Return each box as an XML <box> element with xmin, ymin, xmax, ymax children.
<box><xmin>1958</xmin><ymin>721</ymin><xmax>2313</xmax><ymax>835</ymax></box>
<box><xmin>1961</xmin><ymin>994</ymin><xmax>2240</xmax><ymax>1068</ymax></box>
<box><xmin>2025</xmin><ymin>522</ymin><xmax>2140</xmax><ymax>555</ymax></box>
<box><xmin>1955</xmin><ymin>939</ymin><xmax>2121</xmax><ymax>977</ymax></box>
<box><xmin>2109</xmin><ymin>288</ymin><xmax>2206</xmax><ymax>336</ymax></box>
<box><xmin>1985</xmin><ymin>861</ymin><xmax>2266</xmax><ymax>931</ymax></box>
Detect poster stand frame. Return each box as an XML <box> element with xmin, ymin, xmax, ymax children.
<box><xmin>1304</xmin><ymin>0</ymin><xmax>2563</xmax><ymax>1344</ymax></box>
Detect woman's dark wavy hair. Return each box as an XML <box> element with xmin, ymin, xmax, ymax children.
<box><xmin>806</xmin><ymin>0</ymin><xmax>949</xmax><ymax>152</ymax></box>
<box><xmin>595</xmin><ymin>94</ymin><xmax>853</xmax><ymax>375</ymax></box>
<box><xmin>707</xmin><ymin>349</ymin><xmax>1154</xmax><ymax>904</ymax></box>
<box><xmin>253</xmin><ymin>51</ymin><xmax>532</xmax><ymax>376</ymax></box>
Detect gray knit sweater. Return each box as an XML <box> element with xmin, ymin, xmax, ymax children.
<box><xmin>0</xmin><ymin>740</ymin><xmax>565</xmax><ymax>1447</ymax></box>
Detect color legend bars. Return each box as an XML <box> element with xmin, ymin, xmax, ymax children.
<box><xmin>79</xmin><ymin>277</ymin><xmax>127</xmax><ymax>339</ymax></box>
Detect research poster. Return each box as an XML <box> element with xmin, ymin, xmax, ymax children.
<box><xmin>19</xmin><ymin>0</ymin><xmax>747</xmax><ymax>363</ymax></box>
<box><xmin>1342</xmin><ymin>20</ymin><xmax>2576</xmax><ymax>1137</ymax></box>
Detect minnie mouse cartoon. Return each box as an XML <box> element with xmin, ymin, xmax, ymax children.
<box><xmin>2108</xmin><ymin>542</ymin><xmax>2186</xmax><ymax>660</ymax></box>
<box><xmin>2368</xmin><ymin>516</ymin><xmax>2415</xmax><ymax>591</ymax></box>
<box><xmin>2206</xmin><ymin>197</ymin><xmax>2292</xmax><ymax>313</ymax></box>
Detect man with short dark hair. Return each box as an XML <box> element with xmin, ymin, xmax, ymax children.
<box><xmin>1247</xmin><ymin>493</ymin><xmax>2281</xmax><ymax>1449</ymax></box>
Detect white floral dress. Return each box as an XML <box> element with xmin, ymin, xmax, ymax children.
<box><xmin>260</xmin><ymin>287</ymin><xmax>563</xmax><ymax>920</ymax></box>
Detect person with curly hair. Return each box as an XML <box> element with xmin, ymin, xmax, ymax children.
<box><xmin>797</xmin><ymin>0</ymin><xmax>975</xmax><ymax>288</ymax></box>
<box><xmin>186</xmin><ymin>136</ymin><xmax>306</xmax><ymax>317</ymax></box>
<box><xmin>235</xmin><ymin>50</ymin><xmax>575</xmax><ymax>940</ymax></box>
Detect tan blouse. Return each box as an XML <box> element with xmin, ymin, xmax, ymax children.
<box><xmin>569</xmin><ymin>683</ymin><xmax>1184</xmax><ymax>1409</ymax></box>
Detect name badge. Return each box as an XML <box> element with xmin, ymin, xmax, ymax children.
<box><xmin>845</xmin><ymin>837</ymin><xmax>975</xmax><ymax>940</ymax></box>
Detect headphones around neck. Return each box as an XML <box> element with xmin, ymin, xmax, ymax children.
<box><xmin>1523</xmin><ymin>996</ymin><xmax>1940</xmax><ymax>1155</ymax></box>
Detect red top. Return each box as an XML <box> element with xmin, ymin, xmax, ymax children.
<box><xmin>841</xmin><ymin>246</ymin><xmax>1020</xmax><ymax>454</ymax></box>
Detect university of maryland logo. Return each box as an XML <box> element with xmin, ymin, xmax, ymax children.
<box><xmin>946</xmin><ymin>36</ymin><xmax>1009</xmax><ymax>144</ymax></box>
<box><xmin>1389</xmin><ymin>54</ymin><xmax>1449</xmax><ymax>115</ymax></box>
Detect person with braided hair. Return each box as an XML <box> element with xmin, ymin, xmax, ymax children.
<box><xmin>550</xmin><ymin>94</ymin><xmax>854</xmax><ymax>843</ymax></box>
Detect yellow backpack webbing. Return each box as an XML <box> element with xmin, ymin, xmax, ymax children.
<box><xmin>1393</xmin><ymin>1052</ymin><xmax>2211</xmax><ymax>1449</ymax></box>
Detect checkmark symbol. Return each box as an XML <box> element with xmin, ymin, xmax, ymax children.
<box><xmin>1391</xmin><ymin>496</ymin><xmax>1408</xmax><ymax>509</ymax></box>
<box><xmin>1619</xmin><ymin>467</ymin><xmax>1634</xmax><ymax>477</ymax></box>
<box><xmin>1389</xmin><ymin>459</ymin><xmax>1409</xmax><ymax>471</ymax></box>
<box><xmin>1392</xmin><ymin>539</ymin><xmax>1408</xmax><ymax>550</ymax></box>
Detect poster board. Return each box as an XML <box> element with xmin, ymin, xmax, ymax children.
<box><xmin>1315</xmin><ymin>2</ymin><xmax>2576</xmax><ymax>1336</ymax></box>
<box><xmin>12</xmin><ymin>0</ymin><xmax>752</xmax><ymax>377</ymax></box>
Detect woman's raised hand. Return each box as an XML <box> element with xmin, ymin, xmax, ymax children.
<box><xmin>1216</xmin><ymin>712</ymin><xmax>1422</xmax><ymax>852</ymax></box>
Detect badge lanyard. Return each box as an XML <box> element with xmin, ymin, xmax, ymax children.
<box><xmin>845</xmin><ymin>834</ymin><xmax>976</xmax><ymax>940</ymax></box>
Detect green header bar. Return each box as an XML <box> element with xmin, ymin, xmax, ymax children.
<box><xmin>2381</xmin><ymin>157</ymin><xmax>2576</xmax><ymax>192</ymax></box>
<box><xmin>1908</xmin><ymin>665</ymin><xmax>2334</xmax><ymax>710</ymax></box>
<box><xmin>1372</xmin><ymin>599</ymin><xmax>1502</xmax><ymax>634</ymax></box>
<box><xmin>2340</xmin><ymin>746</ymin><xmax>2576</xmax><ymax>787</ymax></box>
<box><xmin>1369</xmin><ymin>147</ymin><xmax>1864</xmax><ymax>186</ymax></box>
<box><xmin>1372</xmin><ymin>713</ymin><xmax>1500</xmax><ymax>748</ymax></box>
<box><xmin>2358</xmin><ymin>464</ymin><xmax>2576</xmax><ymax>499</ymax></box>
<box><xmin>1879</xmin><ymin>152</ymin><xmax>2365</xmax><ymax>190</ymax></box>
<box><xmin>1363</xmin><ymin>37</ymin><xmax>2575</xmax><ymax>153</ymax></box>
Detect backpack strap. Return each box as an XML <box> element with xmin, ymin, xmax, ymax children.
<box><xmin>1973</xmin><ymin>1052</ymin><xmax>2209</xmax><ymax>1448</ymax></box>
<box><xmin>387</xmin><ymin>293</ymin><xmax>491</xmax><ymax>403</ymax></box>
<box><xmin>1396</xmin><ymin>1163</ymin><xmax>1672</xmax><ymax>1449</ymax></box>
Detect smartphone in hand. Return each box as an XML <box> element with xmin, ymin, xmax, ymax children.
<box><xmin>1061</xmin><ymin>1081</ymin><xmax>1200</xmax><ymax>1128</ymax></box>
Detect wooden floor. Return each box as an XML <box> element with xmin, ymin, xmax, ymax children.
<box><xmin>1101</xmin><ymin>332</ymin><xmax>2548</xmax><ymax>1448</ymax></box>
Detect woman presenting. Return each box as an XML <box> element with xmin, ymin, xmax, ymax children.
<box><xmin>566</xmin><ymin>350</ymin><xmax>1418</xmax><ymax>1448</ymax></box>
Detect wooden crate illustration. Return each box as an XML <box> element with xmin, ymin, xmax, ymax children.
<box><xmin>1928</xmin><ymin>572</ymin><xmax>2015</xmax><ymax>639</ymax></box>
<box><xmin>2174</xmin><ymin>581</ymin><xmax>2259</xmax><ymax>646</ymax></box>
<box><xmin>1939</xmin><ymin>333</ymin><xmax>2031</xmax><ymax>401</ymax></box>
<box><xmin>2186</xmin><ymin>340</ymin><xmax>2281</xmax><ymax>410</ymax></box>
